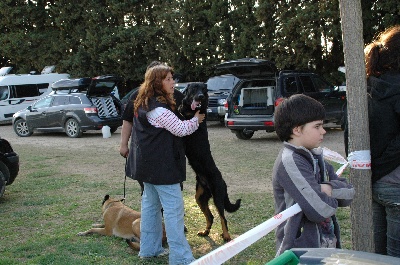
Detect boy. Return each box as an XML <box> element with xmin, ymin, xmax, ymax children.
<box><xmin>272</xmin><ymin>94</ymin><xmax>354</xmax><ymax>256</ymax></box>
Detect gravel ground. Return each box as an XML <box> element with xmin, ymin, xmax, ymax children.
<box><xmin>0</xmin><ymin>121</ymin><xmax>346</xmax><ymax>195</ymax></box>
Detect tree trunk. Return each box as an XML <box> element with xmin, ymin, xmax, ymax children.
<box><xmin>338</xmin><ymin>0</ymin><xmax>374</xmax><ymax>253</ymax></box>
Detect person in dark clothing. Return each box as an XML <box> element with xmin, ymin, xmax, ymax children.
<box><xmin>120</xmin><ymin>62</ymin><xmax>185</xmax><ymax>195</ymax></box>
<box><xmin>356</xmin><ymin>25</ymin><xmax>400</xmax><ymax>257</ymax></box>
<box><xmin>121</xmin><ymin>64</ymin><xmax>204</xmax><ymax>264</ymax></box>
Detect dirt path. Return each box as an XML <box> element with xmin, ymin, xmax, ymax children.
<box><xmin>0</xmin><ymin>122</ymin><xmax>346</xmax><ymax>195</ymax></box>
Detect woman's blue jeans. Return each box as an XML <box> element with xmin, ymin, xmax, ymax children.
<box><xmin>139</xmin><ymin>182</ymin><xmax>194</xmax><ymax>265</ymax></box>
<box><xmin>372</xmin><ymin>181</ymin><xmax>400</xmax><ymax>257</ymax></box>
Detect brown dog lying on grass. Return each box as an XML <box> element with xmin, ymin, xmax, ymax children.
<box><xmin>77</xmin><ymin>194</ymin><xmax>166</xmax><ymax>251</ymax></box>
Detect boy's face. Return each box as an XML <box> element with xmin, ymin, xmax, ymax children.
<box><xmin>291</xmin><ymin>120</ymin><xmax>326</xmax><ymax>149</ymax></box>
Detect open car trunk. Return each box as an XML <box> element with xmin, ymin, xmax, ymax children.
<box><xmin>51</xmin><ymin>76</ymin><xmax>121</xmax><ymax>118</ymax></box>
<box><xmin>216</xmin><ymin>58</ymin><xmax>277</xmax><ymax>116</ymax></box>
<box><xmin>231</xmin><ymin>79</ymin><xmax>276</xmax><ymax>116</ymax></box>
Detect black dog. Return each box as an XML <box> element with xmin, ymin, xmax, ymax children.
<box><xmin>179</xmin><ymin>82</ymin><xmax>241</xmax><ymax>242</ymax></box>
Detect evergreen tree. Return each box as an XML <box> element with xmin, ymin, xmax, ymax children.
<box><xmin>0</xmin><ymin>0</ymin><xmax>398</xmax><ymax>85</ymax></box>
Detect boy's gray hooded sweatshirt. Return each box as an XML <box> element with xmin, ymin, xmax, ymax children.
<box><xmin>272</xmin><ymin>143</ymin><xmax>354</xmax><ymax>256</ymax></box>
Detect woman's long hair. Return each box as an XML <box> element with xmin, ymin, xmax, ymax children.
<box><xmin>364</xmin><ymin>25</ymin><xmax>400</xmax><ymax>77</ymax></box>
<box><xmin>134</xmin><ymin>65</ymin><xmax>176</xmax><ymax>114</ymax></box>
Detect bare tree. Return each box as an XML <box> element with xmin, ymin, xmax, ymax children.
<box><xmin>339</xmin><ymin>0</ymin><xmax>374</xmax><ymax>252</ymax></box>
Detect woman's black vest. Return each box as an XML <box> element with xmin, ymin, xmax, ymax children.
<box><xmin>127</xmin><ymin>97</ymin><xmax>186</xmax><ymax>185</ymax></box>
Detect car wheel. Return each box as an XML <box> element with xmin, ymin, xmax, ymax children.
<box><xmin>13</xmin><ymin>119</ymin><xmax>33</xmax><ymax>137</ymax></box>
<box><xmin>0</xmin><ymin>161</ymin><xmax>10</xmax><ymax>185</ymax></box>
<box><xmin>0</xmin><ymin>171</ymin><xmax>5</xmax><ymax>198</ymax></box>
<box><xmin>234</xmin><ymin>129</ymin><xmax>254</xmax><ymax>140</ymax></box>
<box><xmin>110</xmin><ymin>126</ymin><xmax>119</xmax><ymax>133</ymax></box>
<box><xmin>65</xmin><ymin>118</ymin><xmax>82</xmax><ymax>138</ymax></box>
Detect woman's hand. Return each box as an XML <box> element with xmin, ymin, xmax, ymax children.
<box><xmin>195</xmin><ymin>110</ymin><xmax>206</xmax><ymax>124</ymax></box>
<box><xmin>120</xmin><ymin>145</ymin><xmax>129</xmax><ymax>158</ymax></box>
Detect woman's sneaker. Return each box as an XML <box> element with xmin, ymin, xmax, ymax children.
<box><xmin>140</xmin><ymin>249</ymin><xmax>169</xmax><ymax>259</ymax></box>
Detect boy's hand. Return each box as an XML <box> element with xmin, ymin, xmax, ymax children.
<box><xmin>321</xmin><ymin>184</ymin><xmax>332</xmax><ymax>197</ymax></box>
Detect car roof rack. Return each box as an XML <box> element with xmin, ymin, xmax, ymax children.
<box><xmin>52</xmin><ymin>78</ymin><xmax>92</xmax><ymax>94</ymax></box>
<box><xmin>279</xmin><ymin>69</ymin><xmax>314</xmax><ymax>75</ymax></box>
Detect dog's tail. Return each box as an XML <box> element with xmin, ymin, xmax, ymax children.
<box><xmin>224</xmin><ymin>196</ymin><xmax>241</xmax><ymax>213</ymax></box>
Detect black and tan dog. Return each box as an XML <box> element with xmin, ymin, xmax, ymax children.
<box><xmin>179</xmin><ymin>82</ymin><xmax>241</xmax><ymax>242</ymax></box>
<box><xmin>77</xmin><ymin>194</ymin><xmax>166</xmax><ymax>250</ymax></box>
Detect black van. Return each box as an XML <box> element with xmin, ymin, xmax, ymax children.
<box><xmin>222</xmin><ymin>58</ymin><xmax>346</xmax><ymax>139</ymax></box>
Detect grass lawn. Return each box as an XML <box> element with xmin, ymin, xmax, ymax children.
<box><xmin>0</xmin><ymin>125</ymin><xmax>351</xmax><ymax>265</ymax></box>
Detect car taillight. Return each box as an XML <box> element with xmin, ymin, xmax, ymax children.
<box><xmin>227</xmin><ymin>121</ymin><xmax>235</xmax><ymax>126</ymax></box>
<box><xmin>84</xmin><ymin>107</ymin><xmax>98</xmax><ymax>113</ymax></box>
<box><xmin>274</xmin><ymin>97</ymin><xmax>284</xmax><ymax>106</ymax></box>
<box><xmin>264</xmin><ymin>121</ymin><xmax>274</xmax><ymax>126</ymax></box>
<box><xmin>224</xmin><ymin>101</ymin><xmax>228</xmax><ymax>110</ymax></box>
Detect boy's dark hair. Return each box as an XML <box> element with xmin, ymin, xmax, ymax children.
<box><xmin>274</xmin><ymin>94</ymin><xmax>325</xmax><ymax>142</ymax></box>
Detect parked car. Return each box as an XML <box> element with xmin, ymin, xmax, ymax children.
<box><xmin>175</xmin><ymin>82</ymin><xmax>191</xmax><ymax>93</ymax></box>
<box><xmin>206</xmin><ymin>74</ymin><xmax>240</xmax><ymax>123</ymax></box>
<box><xmin>12</xmin><ymin>76</ymin><xmax>123</xmax><ymax>138</ymax></box>
<box><xmin>120</xmin><ymin>87</ymin><xmax>139</xmax><ymax>113</ymax></box>
<box><xmin>0</xmin><ymin>136</ymin><xmax>19</xmax><ymax>198</ymax></box>
<box><xmin>222</xmin><ymin>58</ymin><xmax>346</xmax><ymax>139</ymax></box>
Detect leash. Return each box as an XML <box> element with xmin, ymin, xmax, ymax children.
<box><xmin>122</xmin><ymin>157</ymin><xmax>127</xmax><ymax>202</ymax></box>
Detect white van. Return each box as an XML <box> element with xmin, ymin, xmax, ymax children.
<box><xmin>0</xmin><ymin>66</ymin><xmax>70</xmax><ymax>123</ymax></box>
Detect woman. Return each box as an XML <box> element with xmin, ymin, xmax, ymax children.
<box><xmin>131</xmin><ymin>64</ymin><xmax>204</xmax><ymax>264</ymax></box>
<box><xmin>364</xmin><ymin>25</ymin><xmax>400</xmax><ymax>257</ymax></box>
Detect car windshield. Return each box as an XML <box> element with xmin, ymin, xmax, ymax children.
<box><xmin>206</xmin><ymin>75</ymin><xmax>239</xmax><ymax>91</ymax></box>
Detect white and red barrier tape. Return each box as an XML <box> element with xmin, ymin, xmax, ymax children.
<box><xmin>190</xmin><ymin>203</ymin><xmax>302</xmax><ymax>265</ymax></box>
<box><xmin>323</xmin><ymin>147</ymin><xmax>371</xmax><ymax>173</ymax></box>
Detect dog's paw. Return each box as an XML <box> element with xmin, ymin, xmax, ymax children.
<box><xmin>129</xmin><ymin>236</ymin><xmax>140</xmax><ymax>243</ymax></box>
<box><xmin>197</xmin><ymin>229</ymin><xmax>210</xmax><ymax>237</ymax></box>
<box><xmin>221</xmin><ymin>233</ymin><xmax>232</xmax><ymax>242</ymax></box>
<box><xmin>77</xmin><ymin>232</ymin><xmax>87</xmax><ymax>236</ymax></box>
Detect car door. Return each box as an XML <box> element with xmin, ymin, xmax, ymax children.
<box><xmin>298</xmin><ymin>74</ymin><xmax>322</xmax><ymax>100</ymax></box>
<box><xmin>282</xmin><ymin>75</ymin><xmax>301</xmax><ymax>98</ymax></box>
<box><xmin>44</xmin><ymin>95</ymin><xmax>69</xmax><ymax>128</ymax></box>
<box><xmin>298</xmin><ymin>74</ymin><xmax>341</xmax><ymax>118</ymax></box>
<box><xmin>25</xmin><ymin>96</ymin><xmax>53</xmax><ymax>128</ymax></box>
<box><xmin>310</xmin><ymin>75</ymin><xmax>346</xmax><ymax>121</ymax></box>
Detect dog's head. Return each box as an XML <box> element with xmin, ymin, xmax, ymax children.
<box><xmin>178</xmin><ymin>82</ymin><xmax>208</xmax><ymax>119</ymax></box>
<box><xmin>101</xmin><ymin>194</ymin><xmax>124</xmax><ymax>212</ymax></box>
